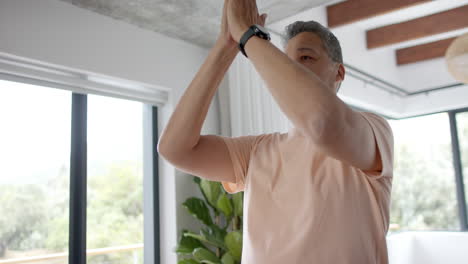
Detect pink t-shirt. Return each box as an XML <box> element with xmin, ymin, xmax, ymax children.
<box><xmin>219</xmin><ymin>111</ymin><xmax>394</xmax><ymax>264</ymax></box>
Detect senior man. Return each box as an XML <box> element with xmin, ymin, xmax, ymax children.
<box><xmin>158</xmin><ymin>0</ymin><xmax>394</xmax><ymax>263</ymax></box>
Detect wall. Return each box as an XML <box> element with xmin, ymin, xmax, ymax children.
<box><xmin>0</xmin><ymin>0</ymin><xmax>221</xmax><ymax>263</ymax></box>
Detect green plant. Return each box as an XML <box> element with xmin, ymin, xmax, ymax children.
<box><xmin>175</xmin><ymin>177</ymin><xmax>244</xmax><ymax>264</ymax></box>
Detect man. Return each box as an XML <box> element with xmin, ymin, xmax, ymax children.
<box><xmin>158</xmin><ymin>0</ymin><xmax>394</xmax><ymax>263</ymax></box>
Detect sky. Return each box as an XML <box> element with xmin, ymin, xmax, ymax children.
<box><xmin>0</xmin><ymin>79</ymin><xmax>143</xmax><ymax>185</ymax></box>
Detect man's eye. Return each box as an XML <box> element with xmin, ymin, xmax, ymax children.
<box><xmin>301</xmin><ymin>56</ymin><xmax>313</xmax><ymax>61</ymax></box>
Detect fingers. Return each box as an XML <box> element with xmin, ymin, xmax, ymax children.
<box><xmin>223</xmin><ymin>0</ymin><xmax>228</xmax><ymax>16</ymax></box>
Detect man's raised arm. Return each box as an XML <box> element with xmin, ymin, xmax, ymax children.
<box><xmin>157</xmin><ymin>1</ymin><xmax>265</xmax><ymax>183</ymax></box>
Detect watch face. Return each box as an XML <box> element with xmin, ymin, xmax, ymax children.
<box><xmin>255</xmin><ymin>24</ymin><xmax>269</xmax><ymax>34</ymax></box>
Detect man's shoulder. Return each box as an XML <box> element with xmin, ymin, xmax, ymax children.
<box><xmin>358</xmin><ymin>111</ymin><xmax>392</xmax><ymax>133</ymax></box>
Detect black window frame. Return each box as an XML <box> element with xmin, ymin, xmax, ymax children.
<box><xmin>450</xmin><ymin>108</ymin><xmax>468</xmax><ymax>231</ymax></box>
<box><xmin>68</xmin><ymin>92</ymin><xmax>160</xmax><ymax>264</ymax></box>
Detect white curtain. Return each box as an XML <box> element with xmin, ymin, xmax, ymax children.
<box><xmin>219</xmin><ymin>35</ymin><xmax>293</xmax><ymax>137</ymax></box>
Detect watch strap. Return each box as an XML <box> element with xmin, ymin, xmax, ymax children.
<box><xmin>238</xmin><ymin>25</ymin><xmax>271</xmax><ymax>58</ymax></box>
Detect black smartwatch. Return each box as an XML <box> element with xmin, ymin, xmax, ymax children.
<box><xmin>238</xmin><ymin>24</ymin><xmax>271</xmax><ymax>58</ymax></box>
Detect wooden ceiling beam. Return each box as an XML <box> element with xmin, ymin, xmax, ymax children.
<box><xmin>396</xmin><ymin>37</ymin><xmax>457</xmax><ymax>65</ymax></box>
<box><xmin>367</xmin><ymin>5</ymin><xmax>468</xmax><ymax>49</ymax></box>
<box><xmin>327</xmin><ymin>0</ymin><xmax>431</xmax><ymax>28</ymax></box>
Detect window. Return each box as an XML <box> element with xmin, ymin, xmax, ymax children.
<box><xmin>87</xmin><ymin>94</ymin><xmax>144</xmax><ymax>263</ymax></box>
<box><xmin>0</xmin><ymin>80</ymin><xmax>71</xmax><ymax>262</ymax></box>
<box><xmin>388</xmin><ymin>113</ymin><xmax>459</xmax><ymax>231</ymax></box>
<box><xmin>0</xmin><ymin>79</ymin><xmax>151</xmax><ymax>263</ymax></box>
<box><xmin>456</xmin><ymin>111</ymin><xmax>468</xmax><ymax>223</ymax></box>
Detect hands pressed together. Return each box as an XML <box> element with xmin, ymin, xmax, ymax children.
<box><xmin>218</xmin><ymin>0</ymin><xmax>268</xmax><ymax>48</ymax></box>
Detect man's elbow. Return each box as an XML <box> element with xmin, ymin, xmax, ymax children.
<box><xmin>156</xmin><ymin>138</ymin><xmax>162</xmax><ymax>152</ymax></box>
<box><xmin>157</xmin><ymin>139</ymin><xmax>176</xmax><ymax>162</ymax></box>
<box><xmin>157</xmin><ymin>139</ymin><xmax>191</xmax><ymax>166</ymax></box>
<box><xmin>157</xmin><ymin>138</ymin><xmax>167</xmax><ymax>155</ymax></box>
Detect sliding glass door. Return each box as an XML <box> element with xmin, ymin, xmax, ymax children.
<box><xmin>0</xmin><ymin>79</ymin><xmax>154</xmax><ymax>264</ymax></box>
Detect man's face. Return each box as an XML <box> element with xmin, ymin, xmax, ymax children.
<box><xmin>285</xmin><ymin>32</ymin><xmax>344</xmax><ymax>93</ymax></box>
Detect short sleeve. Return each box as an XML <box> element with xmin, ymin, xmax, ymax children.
<box><xmin>359</xmin><ymin>112</ymin><xmax>394</xmax><ymax>179</ymax></box>
<box><xmin>218</xmin><ymin>134</ymin><xmax>262</xmax><ymax>194</ymax></box>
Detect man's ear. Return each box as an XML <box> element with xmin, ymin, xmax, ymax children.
<box><xmin>336</xmin><ymin>63</ymin><xmax>345</xmax><ymax>83</ymax></box>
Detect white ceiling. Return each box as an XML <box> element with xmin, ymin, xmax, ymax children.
<box><xmin>59</xmin><ymin>0</ymin><xmax>337</xmax><ymax>48</ymax></box>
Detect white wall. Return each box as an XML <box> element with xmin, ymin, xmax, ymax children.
<box><xmin>0</xmin><ymin>1</ymin><xmax>221</xmax><ymax>263</ymax></box>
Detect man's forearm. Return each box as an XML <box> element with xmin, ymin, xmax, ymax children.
<box><xmin>158</xmin><ymin>41</ymin><xmax>238</xmax><ymax>157</ymax></box>
<box><xmin>244</xmin><ymin>37</ymin><xmax>346</xmax><ymax>141</ymax></box>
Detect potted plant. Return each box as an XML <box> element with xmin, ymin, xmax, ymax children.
<box><xmin>175</xmin><ymin>177</ymin><xmax>244</xmax><ymax>264</ymax></box>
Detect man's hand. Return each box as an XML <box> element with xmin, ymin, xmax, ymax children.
<box><xmin>227</xmin><ymin>0</ymin><xmax>268</xmax><ymax>43</ymax></box>
<box><xmin>216</xmin><ymin>0</ymin><xmax>238</xmax><ymax>49</ymax></box>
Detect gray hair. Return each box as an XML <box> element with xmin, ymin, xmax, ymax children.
<box><xmin>281</xmin><ymin>20</ymin><xmax>344</xmax><ymax>92</ymax></box>
<box><xmin>282</xmin><ymin>20</ymin><xmax>343</xmax><ymax>64</ymax></box>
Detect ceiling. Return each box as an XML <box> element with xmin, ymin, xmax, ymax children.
<box><xmin>60</xmin><ymin>0</ymin><xmax>336</xmax><ymax>48</ymax></box>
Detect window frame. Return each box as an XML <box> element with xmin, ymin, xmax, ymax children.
<box><xmin>69</xmin><ymin>93</ymin><xmax>88</xmax><ymax>264</ymax></box>
<box><xmin>68</xmin><ymin>94</ymin><xmax>160</xmax><ymax>264</ymax></box>
<box><xmin>451</xmin><ymin>108</ymin><xmax>468</xmax><ymax>231</ymax></box>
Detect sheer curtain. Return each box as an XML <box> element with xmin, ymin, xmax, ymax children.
<box><xmin>219</xmin><ymin>34</ymin><xmax>292</xmax><ymax>137</ymax></box>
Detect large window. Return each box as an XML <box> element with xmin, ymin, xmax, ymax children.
<box><xmin>388</xmin><ymin>113</ymin><xmax>459</xmax><ymax>231</ymax></box>
<box><xmin>456</xmin><ymin>111</ymin><xmax>468</xmax><ymax>223</ymax></box>
<box><xmin>0</xmin><ymin>79</ymin><xmax>150</xmax><ymax>264</ymax></box>
<box><xmin>0</xmin><ymin>80</ymin><xmax>71</xmax><ymax>262</ymax></box>
<box><xmin>87</xmin><ymin>95</ymin><xmax>144</xmax><ymax>263</ymax></box>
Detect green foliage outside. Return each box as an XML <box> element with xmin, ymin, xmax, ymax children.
<box><xmin>390</xmin><ymin>144</ymin><xmax>459</xmax><ymax>231</ymax></box>
<box><xmin>0</xmin><ymin>164</ymin><xmax>69</xmax><ymax>258</ymax></box>
<box><xmin>0</xmin><ymin>161</ymin><xmax>143</xmax><ymax>263</ymax></box>
<box><xmin>87</xmin><ymin>161</ymin><xmax>143</xmax><ymax>263</ymax></box>
<box><xmin>175</xmin><ymin>177</ymin><xmax>244</xmax><ymax>264</ymax></box>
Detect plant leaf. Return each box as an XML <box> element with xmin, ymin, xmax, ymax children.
<box><xmin>225</xmin><ymin>231</ymin><xmax>243</xmax><ymax>262</ymax></box>
<box><xmin>184</xmin><ymin>230</ymin><xmax>224</xmax><ymax>249</ymax></box>
<box><xmin>192</xmin><ymin>248</ymin><xmax>221</xmax><ymax>264</ymax></box>
<box><xmin>200</xmin><ymin>225</ymin><xmax>227</xmax><ymax>250</ymax></box>
<box><xmin>200</xmin><ymin>179</ymin><xmax>222</xmax><ymax>208</ymax></box>
<box><xmin>176</xmin><ymin>229</ymin><xmax>207</xmax><ymax>254</ymax></box>
<box><xmin>216</xmin><ymin>193</ymin><xmax>233</xmax><ymax>218</ymax></box>
<box><xmin>182</xmin><ymin>198</ymin><xmax>213</xmax><ymax>226</ymax></box>
<box><xmin>194</xmin><ymin>178</ymin><xmax>219</xmax><ymax>216</ymax></box>
<box><xmin>184</xmin><ymin>232</ymin><xmax>207</xmax><ymax>243</ymax></box>
<box><xmin>231</xmin><ymin>193</ymin><xmax>243</xmax><ymax>217</ymax></box>
<box><xmin>221</xmin><ymin>252</ymin><xmax>236</xmax><ymax>264</ymax></box>
<box><xmin>178</xmin><ymin>259</ymin><xmax>200</xmax><ymax>264</ymax></box>
<box><xmin>193</xmin><ymin>176</ymin><xmax>201</xmax><ymax>184</ymax></box>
